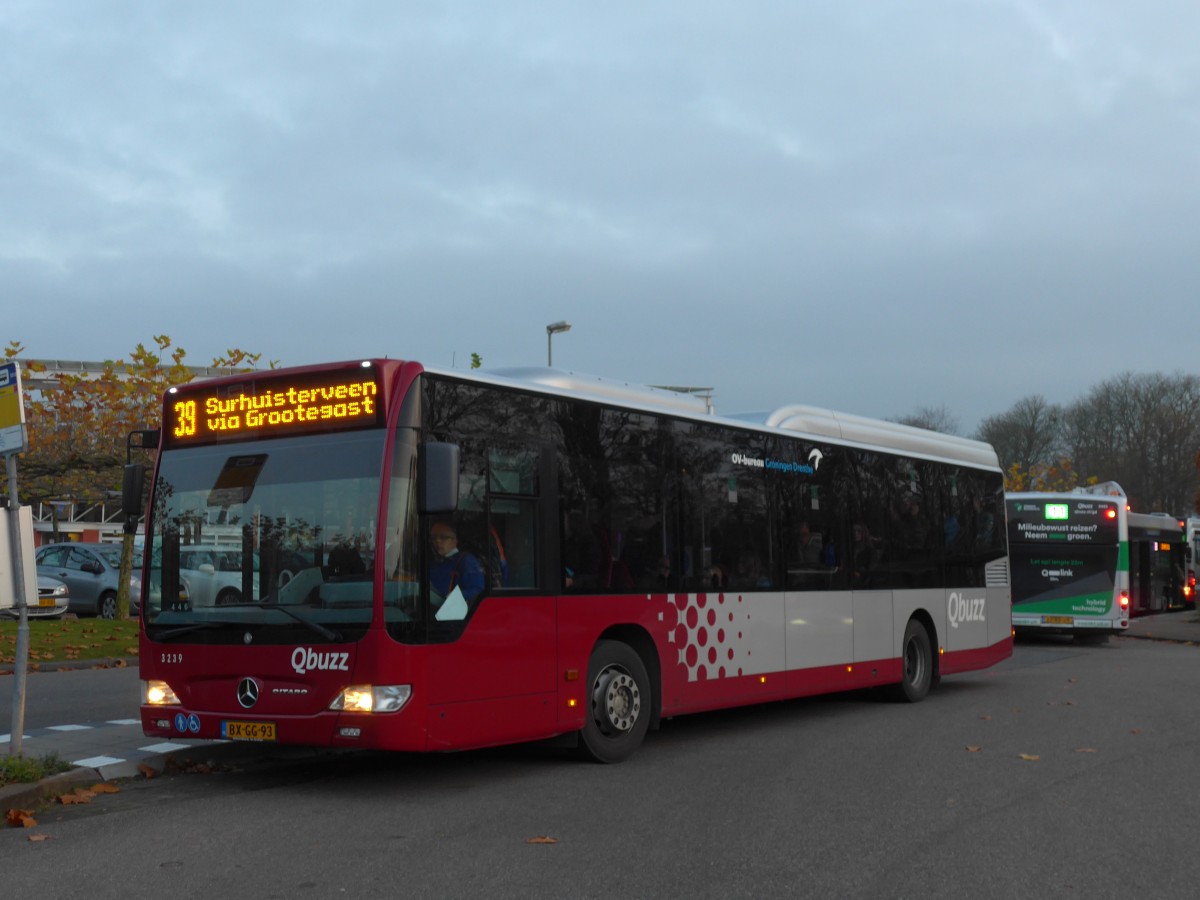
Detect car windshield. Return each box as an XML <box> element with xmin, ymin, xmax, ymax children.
<box><xmin>142</xmin><ymin>431</ymin><xmax>387</xmax><ymax>645</ymax></box>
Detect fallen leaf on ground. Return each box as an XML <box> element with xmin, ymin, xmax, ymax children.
<box><xmin>91</xmin><ymin>783</ymin><xmax>120</xmax><ymax>794</ymax></box>
<box><xmin>1130</xmin><ymin>728</ymin><xmax>1142</xmax><ymax>735</ymax></box>
<box><xmin>1019</xmin><ymin>754</ymin><xmax>1040</xmax><ymax>761</ymax></box>
<box><xmin>979</xmin><ymin>715</ymin><xmax>992</xmax><ymax>721</ymax></box>
<box><xmin>28</xmin><ymin>833</ymin><xmax>50</xmax><ymax>842</ymax></box>
<box><xmin>58</xmin><ymin>788</ymin><xmax>96</xmax><ymax>805</ymax></box>
<box><xmin>966</xmin><ymin>745</ymin><xmax>982</xmax><ymax>753</ymax></box>
<box><xmin>6</xmin><ymin>808</ymin><xmax>38</xmax><ymax>828</ymax></box>
<box><xmin>526</xmin><ymin>836</ymin><xmax>558</xmax><ymax>844</ymax></box>
<box><xmin>1074</xmin><ymin>748</ymin><xmax>1098</xmax><ymax>753</ymax></box>
<box><xmin>138</xmin><ymin>763</ymin><xmax>159</xmax><ymax>779</ymax></box>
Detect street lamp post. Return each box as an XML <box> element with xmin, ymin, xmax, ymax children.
<box><xmin>546</xmin><ymin>321</ymin><xmax>571</xmax><ymax>366</ymax></box>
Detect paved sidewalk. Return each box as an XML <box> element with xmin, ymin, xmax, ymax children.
<box><xmin>1122</xmin><ymin>609</ymin><xmax>1200</xmax><ymax>643</ymax></box>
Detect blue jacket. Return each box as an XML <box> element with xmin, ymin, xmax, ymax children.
<box><xmin>430</xmin><ymin>550</ymin><xmax>486</xmax><ymax>602</ymax></box>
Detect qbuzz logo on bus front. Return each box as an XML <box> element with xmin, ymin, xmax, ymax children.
<box><xmin>947</xmin><ymin>591</ymin><xmax>986</xmax><ymax>629</ymax></box>
<box><xmin>292</xmin><ymin>647</ymin><xmax>351</xmax><ymax>675</ymax></box>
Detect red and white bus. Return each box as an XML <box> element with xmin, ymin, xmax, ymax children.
<box><xmin>132</xmin><ymin>359</ymin><xmax>1012</xmax><ymax>762</ymax></box>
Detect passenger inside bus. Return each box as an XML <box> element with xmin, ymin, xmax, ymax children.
<box><xmin>325</xmin><ymin>543</ymin><xmax>367</xmax><ymax>579</ymax></box>
<box><xmin>733</xmin><ymin>551</ymin><xmax>770</xmax><ymax>588</ymax></box>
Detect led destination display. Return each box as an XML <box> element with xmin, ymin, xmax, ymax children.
<box><xmin>165</xmin><ymin>367</ymin><xmax>383</xmax><ymax>447</ymax></box>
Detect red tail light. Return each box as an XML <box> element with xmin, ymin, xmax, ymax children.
<box><xmin>1119</xmin><ymin>591</ymin><xmax>1130</xmax><ymax>610</ymax></box>
<box><xmin>1105</xmin><ymin>508</ymin><xmax>1117</xmax><ymax>520</ymax></box>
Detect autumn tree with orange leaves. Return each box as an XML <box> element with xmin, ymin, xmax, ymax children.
<box><xmin>2</xmin><ymin>336</ymin><xmax>265</xmax><ymax>617</ymax></box>
<box><xmin>1003</xmin><ymin>459</ymin><xmax>1096</xmax><ymax>493</ymax></box>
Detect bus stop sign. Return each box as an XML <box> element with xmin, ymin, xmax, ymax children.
<box><xmin>0</xmin><ymin>361</ymin><xmax>28</xmax><ymax>455</ymax></box>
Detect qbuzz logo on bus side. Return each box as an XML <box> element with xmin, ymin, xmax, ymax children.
<box><xmin>947</xmin><ymin>592</ymin><xmax>987</xmax><ymax>629</ymax></box>
<box><xmin>291</xmin><ymin>646</ymin><xmax>351</xmax><ymax>675</ymax></box>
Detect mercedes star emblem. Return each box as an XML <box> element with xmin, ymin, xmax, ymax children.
<box><xmin>237</xmin><ymin>677</ymin><xmax>260</xmax><ymax>709</ymax></box>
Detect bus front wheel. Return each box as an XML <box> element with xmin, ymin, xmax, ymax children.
<box><xmin>579</xmin><ymin>640</ymin><xmax>651</xmax><ymax>764</ymax></box>
<box><xmin>887</xmin><ymin>619</ymin><xmax>933</xmax><ymax>703</ymax></box>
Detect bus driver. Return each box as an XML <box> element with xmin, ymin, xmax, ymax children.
<box><xmin>429</xmin><ymin>522</ymin><xmax>486</xmax><ymax>604</ymax></box>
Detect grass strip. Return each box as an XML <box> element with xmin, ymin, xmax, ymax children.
<box><xmin>0</xmin><ymin>617</ymin><xmax>139</xmax><ymax>667</ymax></box>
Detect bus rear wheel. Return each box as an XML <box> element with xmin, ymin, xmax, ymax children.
<box><xmin>579</xmin><ymin>640</ymin><xmax>651</xmax><ymax>764</ymax></box>
<box><xmin>887</xmin><ymin>619</ymin><xmax>933</xmax><ymax>703</ymax></box>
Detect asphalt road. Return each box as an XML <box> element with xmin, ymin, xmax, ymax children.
<box><xmin>4</xmin><ymin>633</ymin><xmax>1199</xmax><ymax>899</ymax></box>
<box><xmin>2</xmin><ymin>665</ymin><xmax>140</xmax><ymax>733</ymax></box>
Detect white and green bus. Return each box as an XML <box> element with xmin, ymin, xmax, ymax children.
<box><xmin>1007</xmin><ymin>484</ymin><xmax>1189</xmax><ymax>639</ymax></box>
<box><xmin>1005</xmin><ymin>488</ymin><xmax>1130</xmax><ymax>638</ymax></box>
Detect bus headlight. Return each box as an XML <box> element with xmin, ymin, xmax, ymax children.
<box><xmin>143</xmin><ymin>679</ymin><xmax>180</xmax><ymax>706</ymax></box>
<box><xmin>329</xmin><ymin>685</ymin><xmax>411</xmax><ymax>714</ymax></box>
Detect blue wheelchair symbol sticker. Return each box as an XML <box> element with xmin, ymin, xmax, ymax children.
<box><xmin>187</xmin><ymin>714</ymin><xmax>201</xmax><ymax>734</ymax></box>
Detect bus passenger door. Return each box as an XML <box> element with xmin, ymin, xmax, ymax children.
<box><xmin>424</xmin><ymin>441</ymin><xmax>559</xmax><ymax>749</ymax></box>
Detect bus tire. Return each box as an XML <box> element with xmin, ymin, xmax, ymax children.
<box><xmin>579</xmin><ymin>640</ymin><xmax>651</xmax><ymax>764</ymax></box>
<box><xmin>886</xmin><ymin>619</ymin><xmax>933</xmax><ymax>703</ymax></box>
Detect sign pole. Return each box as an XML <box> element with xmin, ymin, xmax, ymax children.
<box><xmin>2</xmin><ymin>361</ymin><xmax>31</xmax><ymax>757</ymax></box>
<box><xmin>7</xmin><ymin>452</ymin><xmax>29</xmax><ymax>756</ymax></box>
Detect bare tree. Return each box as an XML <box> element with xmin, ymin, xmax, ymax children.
<box><xmin>892</xmin><ymin>404</ymin><xmax>960</xmax><ymax>435</ymax></box>
<box><xmin>975</xmin><ymin>394</ymin><xmax>1065</xmax><ymax>473</ymax></box>
<box><xmin>1064</xmin><ymin>371</ymin><xmax>1200</xmax><ymax>513</ymax></box>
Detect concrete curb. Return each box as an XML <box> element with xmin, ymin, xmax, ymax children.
<box><xmin>1122</xmin><ymin>631</ymin><xmax>1200</xmax><ymax>645</ymax></box>
<box><xmin>1</xmin><ymin>766</ymin><xmax>111</xmax><ymax>815</ymax></box>
<box><xmin>0</xmin><ymin>657</ymin><xmax>137</xmax><ymax>675</ymax></box>
<box><xmin>2</xmin><ymin>741</ymin><xmax>227</xmax><ymax>818</ymax></box>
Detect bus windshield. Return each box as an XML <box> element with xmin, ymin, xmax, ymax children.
<box><xmin>143</xmin><ymin>430</ymin><xmax>390</xmax><ymax>645</ymax></box>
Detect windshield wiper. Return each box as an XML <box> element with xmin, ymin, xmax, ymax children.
<box><xmin>155</xmin><ymin>621</ymin><xmax>230</xmax><ymax>642</ymax></box>
<box><xmin>239</xmin><ymin>603</ymin><xmax>343</xmax><ymax>641</ymax></box>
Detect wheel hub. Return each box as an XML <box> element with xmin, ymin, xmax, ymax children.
<box><xmin>593</xmin><ymin>668</ymin><xmax>641</xmax><ymax>734</ymax></box>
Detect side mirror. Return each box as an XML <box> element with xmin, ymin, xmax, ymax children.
<box><xmin>122</xmin><ymin>464</ymin><xmax>146</xmax><ymax>519</ymax></box>
<box><xmin>420</xmin><ymin>442</ymin><xmax>460</xmax><ymax>514</ymax></box>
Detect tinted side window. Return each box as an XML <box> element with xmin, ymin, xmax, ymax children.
<box><xmin>942</xmin><ymin>467</ymin><xmax>1006</xmax><ymax>586</ymax></box>
<box><xmin>777</xmin><ymin>439</ymin><xmax>848</xmax><ymax>591</ymax></box>
<box><xmin>675</xmin><ymin>421</ymin><xmax>771</xmax><ymax>591</ymax></box>
<box><xmin>554</xmin><ymin>400</ymin><xmax>673</xmax><ymax>593</ymax></box>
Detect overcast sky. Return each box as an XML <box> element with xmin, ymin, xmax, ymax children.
<box><xmin>4</xmin><ymin>1</ymin><xmax>1198</xmax><ymax>435</ymax></box>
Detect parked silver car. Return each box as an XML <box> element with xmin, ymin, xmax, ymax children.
<box><xmin>0</xmin><ymin>575</ymin><xmax>70</xmax><ymax>619</ymax></box>
<box><xmin>34</xmin><ymin>542</ymin><xmax>141</xmax><ymax>618</ymax></box>
<box><xmin>149</xmin><ymin>545</ymin><xmax>258</xmax><ymax>607</ymax></box>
